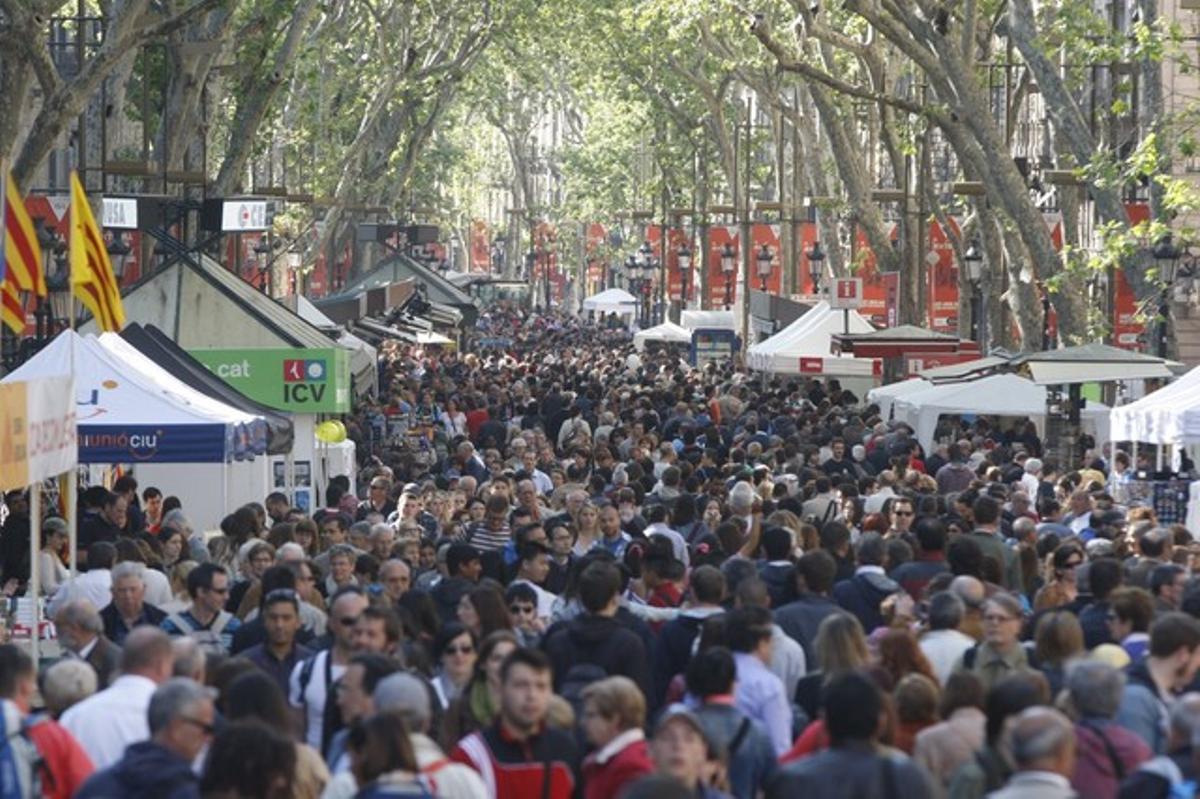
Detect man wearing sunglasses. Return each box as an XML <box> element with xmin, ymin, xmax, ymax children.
<box><xmin>76</xmin><ymin>678</ymin><xmax>215</xmax><ymax>799</ymax></box>
<box><xmin>160</xmin><ymin>562</ymin><xmax>241</xmax><ymax>656</ymax></box>
<box><xmin>290</xmin><ymin>586</ymin><xmax>368</xmax><ymax>752</ymax></box>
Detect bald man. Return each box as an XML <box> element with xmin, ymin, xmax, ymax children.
<box><xmin>987</xmin><ymin>707</ymin><xmax>1076</xmax><ymax>799</ymax></box>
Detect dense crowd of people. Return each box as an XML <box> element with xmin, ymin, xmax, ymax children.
<box><xmin>0</xmin><ymin>305</ymin><xmax>1198</xmax><ymax>798</ymax></box>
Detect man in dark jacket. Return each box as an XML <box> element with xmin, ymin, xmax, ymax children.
<box><xmin>1079</xmin><ymin>558</ymin><xmax>1123</xmax><ymax>650</ymax></box>
<box><xmin>831</xmin><ymin>533</ymin><xmax>902</xmax><ymax>634</ymax></box>
<box><xmin>1120</xmin><ymin>692</ymin><xmax>1200</xmax><ymax>798</ymax></box>
<box><xmin>756</xmin><ymin>527</ymin><xmax>796</xmax><ymax>610</ymax></box>
<box><xmin>653</xmin><ymin>566</ymin><xmax>726</xmax><ymax>704</ymax></box>
<box><xmin>430</xmin><ymin>543</ymin><xmax>482</xmax><ymax>622</ymax></box>
<box><xmin>775</xmin><ymin>550</ymin><xmax>845</xmax><ymax>663</ymax></box>
<box><xmin>76</xmin><ymin>678</ymin><xmax>212</xmax><ymax>799</ymax></box>
<box><xmin>890</xmin><ymin>516</ymin><xmax>949</xmax><ymax>599</ymax></box>
<box><xmin>766</xmin><ymin>671</ymin><xmax>935</xmax><ymax>797</ymax></box>
<box><xmin>542</xmin><ymin>560</ymin><xmax>653</xmax><ymax>705</ymax></box>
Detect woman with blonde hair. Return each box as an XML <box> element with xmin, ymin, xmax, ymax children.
<box><xmin>793</xmin><ymin>613</ymin><xmax>872</xmax><ymax>722</ymax></box>
<box><xmin>572</xmin><ymin>501</ymin><xmax>601</xmax><ymax>555</ymax></box>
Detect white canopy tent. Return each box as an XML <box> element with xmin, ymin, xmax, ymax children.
<box><xmin>867</xmin><ymin>378</ymin><xmax>931</xmax><ymax>420</ymax></box>
<box><xmin>582</xmin><ymin>288</ymin><xmax>639</xmax><ymax>315</ymax></box>
<box><xmin>746</xmin><ymin>301</ymin><xmax>879</xmax><ymax>378</ymax></box>
<box><xmin>892</xmin><ymin>373</ymin><xmax>1111</xmax><ymax>454</ymax></box>
<box><xmin>681</xmin><ymin>310</ymin><xmax>735</xmax><ymax>331</ymax></box>
<box><xmin>1110</xmin><ymin>365</ymin><xmax>1200</xmax><ymax>447</ymax></box>
<box><xmin>633</xmin><ymin>320</ymin><xmax>692</xmax><ymax>351</ymax></box>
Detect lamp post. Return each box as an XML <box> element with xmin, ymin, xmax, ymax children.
<box><xmin>721</xmin><ymin>242</ymin><xmax>736</xmax><ymax>310</ymax></box>
<box><xmin>807</xmin><ymin>240</ymin><xmax>824</xmax><ymax>295</ymax></box>
<box><xmin>1154</xmin><ymin>234</ymin><xmax>1183</xmax><ymax>358</ymax></box>
<box><xmin>677</xmin><ymin>243</ymin><xmax>692</xmax><ymax>308</ymax></box>
<box><xmin>756</xmin><ymin>243</ymin><xmax>774</xmax><ymax>292</ymax></box>
<box><xmin>637</xmin><ymin>241</ymin><xmax>656</xmax><ymax>325</ymax></box>
<box><xmin>963</xmin><ymin>241</ymin><xmax>985</xmax><ymax>350</ymax></box>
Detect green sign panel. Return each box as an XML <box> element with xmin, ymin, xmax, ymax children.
<box><xmin>190</xmin><ymin>348</ymin><xmax>351</xmax><ymax>413</ymax></box>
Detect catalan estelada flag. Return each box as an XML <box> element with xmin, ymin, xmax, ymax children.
<box><xmin>69</xmin><ymin>170</ymin><xmax>124</xmax><ymax>332</ymax></box>
<box><xmin>0</xmin><ymin>169</ymin><xmax>44</xmax><ymax>334</ymax></box>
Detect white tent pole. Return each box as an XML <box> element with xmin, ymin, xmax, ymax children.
<box><xmin>67</xmin><ymin>469</ymin><xmax>77</xmax><ymax>578</ymax></box>
<box><xmin>1157</xmin><ymin>444</ymin><xmax>1165</xmax><ymax>473</ymax></box>
<box><xmin>28</xmin><ymin>482</ymin><xmax>41</xmax><ymax>668</ymax></box>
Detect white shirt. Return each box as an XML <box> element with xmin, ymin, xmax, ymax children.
<box><xmin>864</xmin><ymin>487</ymin><xmax>896</xmax><ymax>515</ymax></box>
<box><xmin>47</xmin><ymin>569</ymin><xmax>112</xmax><ymax>617</ymax></box>
<box><xmin>141</xmin><ymin>568</ymin><xmax>174</xmax><ymax>608</ymax></box>
<box><xmin>289</xmin><ymin>649</ymin><xmax>346</xmax><ymax>750</ymax></box>
<box><xmin>920</xmin><ymin>628</ymin><xmax>977</xmax><ymax>685</ymax></box>
<box><xmin>769</xmin><ymin>624</ymin><xmax>807</xmax><ymax>698</ymax></box>
<box><xmin>60</xmin><ymin>674</ymin><xmax>158</xmax><ymax>769</ymax></box>
<box><xmin>508</xmin><ymin>578</ymin><xmax>558</xmax><ymax>621</ymax></box>
<box><xmin>1020</xmin><ymin>472</ymin><xmax>1040</xmax><ymax>498</ymax></box>
<box><xmin>643</xmin><ymin>523</ymin><xmax>690</xmax><ymax>567</ymax></box>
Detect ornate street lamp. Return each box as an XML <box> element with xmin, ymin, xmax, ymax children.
<box><xmin>807</xmin><ymin>240</ymin><xmax>825</xmax><ymax>295</ymax></box>
<box><xmin>963</xmin><ymin>241</ymin><xmax>984</xmax><ymax>348</ymax></box>
<box><xmin>676</xmin><ymin>243</ymin><xmax>692</xmax><ymax>305</ymax></box>
<box><xmin>1154</xmin><ymin>234</ymin><xmax>1183</xmax><ymax>358</ymax></box>
<box><xmin>756</xmin><ymin>243</ymin><xmax>774</xmax><ymax>292</ymax></box>
<box><xmin>721</xmin><ymin>242</ymin><xmax>737</xmax><ymax>309</ymax></box>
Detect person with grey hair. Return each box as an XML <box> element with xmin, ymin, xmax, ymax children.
<box><xmin>101</xmin><ymin>560</ymin><xmax>168</xmax><ymax>646</ymax></box>
<box><xmin>41</xmin><ymin>658</ymin><xmax>98</xmax><ymax>717</ymax></box>
<box><xmin>171</xmin><ymin>637</ymin><xmax>207</xmax><ymax>684</ymax></box>
<box><xmin>831</xmin><ymin>532</ymin><xmax>902</xmax><ymax>633</ymax></box>
<box><xmin>1066</xmin><ymin>660</ymin><xmax>1150</xmax><ymax>796</ymax></box>
<box><xmin>75</xmin><ymin>677</ymin><xmax>214</xmax><ymax>799</ymax></box>
<box><xmin>61</xmin><ymin>627</ymin><xmax>176</xmax><ymax>769</ymax></box>
<box><xmin>38</xmin><ymin>516</ymin><xmax>70</xmax><ymax>595</ymax></box>
<box><xmin>920</xmin><ymin>592</ymin><xmax>976</xmax><ymax>684</ymax></box>
<box><xmin>987</xmin><ymin>707</ymin><xmax>1077</xmax><ymax>799</ymax></box>
<box><xmin>1119</xmin><ymin>693</ymin><xmax>1200</xmax><ymax>798</ymax></box>
<box><xmin>368</xmin><ymin>522</ymin><xmax>396</xmax><ymax>561</ymax></box>
<box><xmin>160</xmin><ymin>509</ymin><xmax>208</xmax><ymax>563</ymax></box>
<box><xmin>55</xmin><ymin>599</ymin><xmax>121</xmax><ymax>688</ymax></box>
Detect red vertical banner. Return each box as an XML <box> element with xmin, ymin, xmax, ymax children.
<box><xmin>648</xmin><ymin>226</ymin><xmax>694</xmax><ymax>302</ymax></box>
<box><xmin>927</xmin><ymin>218</ymin><xmax>961</xmax><ymax>333</ymax></box>
<box><xmin>852</xmin><ymin>227</ymin><xmax>890</xmax><ymax>325</ymax></box>
<box><xmin>707</xmin><ymin>225</ymin><xmax>739</xmax><ymax>308</ymax></box>
<box><xmin>583</xmin><ymin>223</ymin><xmax>607</xmax><ymax>296</ymax></box>
<box><xmin>749</xmin><ymin>224</ymin><xmax>783</xmax><ymax>295</ymax></box>
<box><xmin>470</xmin><ymin>220</ymin><xmax>490</xmax><ymax>273</ymax></box>
<box><xmin>1116</xmin><ymin>202</ymin><xmax>1149</xmax><ymax>351</ymax></box>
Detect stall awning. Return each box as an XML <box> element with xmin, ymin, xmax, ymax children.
<box><xmin>1011</xmin><ymin>343</ymin><xmax>1173</xmax><ymax>385</ymax></box>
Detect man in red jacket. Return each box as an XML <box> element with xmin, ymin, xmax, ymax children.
<box><xmin>451</xmin><ymin>648</ymin><xmax>579</xmax><ymax>799</ymax></box>
<box><xmin>0</xmin><ymin>644</ymin><xmax>95</xmax><ymax>799</ymax></box>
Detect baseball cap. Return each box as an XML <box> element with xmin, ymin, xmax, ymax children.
<box><xmin>373</xmin><ymin>672</ymin><xmax>433</xmax><ymax>729</ymax></box>
<box><xmin>654</xmin><ymin>706</ymin><xmax>716</xmax><ymax>756</ymax></box>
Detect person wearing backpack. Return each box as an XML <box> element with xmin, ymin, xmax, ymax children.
<box><xmin>687</xmin><ymin>647</ymin><xmax>776</xmax><ymax>799</ymax></box>
<box><xmin>159</xmin><ymin>562</ymin><xmax>241</xmax><ymax>656</ymax></box>
<box><xmin>0</xmin><ymin>645</ymin><xmax>94</xmax><ymax>799</ymax></box>
<box><xmin>766</xmin><ymin>671</ymin><xmax>935</xmax><ymax>799</ymax></box>
<box><xmin>541</xmin><ymin>561</ymin><xmax>652</xmax><ymax>706</ymax></box>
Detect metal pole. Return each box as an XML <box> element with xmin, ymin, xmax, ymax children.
<box><xmin>67</xmin><ymin>469</ymin><xmax>77</xmax><ymax>578</ymax></box>
<box><xmin>741</xmin><ymin>99</ymin><xmax>752</xmax><ymax>354</ymax></box>
<box><xmin>29</xmin><ymin>483</ymin><xmax>41</xmax><ymax>668</ymax></box>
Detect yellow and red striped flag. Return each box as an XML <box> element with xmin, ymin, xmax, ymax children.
<box><xmin>0</xmin><ymin>169</ymin><xmax>43</xmax><ymax>334</ymax></box>
<box><xmin>68</xmin><ymin>170</ymin><xmax>124</xmax><ymax>332</ymax></box>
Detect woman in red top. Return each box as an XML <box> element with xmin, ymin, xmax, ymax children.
<box><xmin>579</xmin><ymin>677</ymin><xmax>654</xmax><ymax>799</ymax></box>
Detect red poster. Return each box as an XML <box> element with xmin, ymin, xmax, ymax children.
<box><xmin>926</xmin><ymin>219</ymin><xmax>960</xmax><ymax>332</ymax></box>
<box><xmin>469</xmin><ymin>220</ymin><xmax>490</xmax><ymax>273</ymax></box>
<box><xmin>799</xmin><ymin>357</ymin><xmax>824</xmax><ymax>373</ymax></box>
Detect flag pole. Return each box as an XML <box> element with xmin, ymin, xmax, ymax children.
<box><xmin>28</xmin><ymin>481</ymin><xmax>41</xmax><ymax>668</ymax></box>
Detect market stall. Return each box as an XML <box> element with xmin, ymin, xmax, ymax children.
<box><xmin>633</xmin><ymin>320</ymin><xmax>692</xmax><ymax>352</ymax></box>
<box><xmin>582</xmin><ymin>288</ymin><xmax>639</xmax><ymax>318</ymax></box>
<box><xmin>892</xmin><ymin>373</ymin><xmax>1111</xmax><ymax>455</ymax></box>
<box><xmin>746</xmin><ymin>301</ymin><xmax>881</xmax><ymax>395</ymax></box>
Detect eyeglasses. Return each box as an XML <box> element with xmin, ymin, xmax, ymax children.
<box><xmin>180</xmin><ymin>717</ymin><xmax>215</xmax><ymax>735</ymax></box>
<box><xmin>206</xmin><ymin>585</ymin><xmax>230</xmax><ymax>595</ymax></box>
<box><xmin>444</xmin><ymin>644</ymin><xmax>475</xmax><ymax>656</ymax></box>
<box><xmin>509</xmin><ymin>604</ymin><xmax>536</xmax><ymax>615</ymax></box>
<box><xmin>339</xmin><ymin>616</ymin><xmax>361</xmax><ymax>627</ymax></box>
<box><xmin>893</xmin><ymin>510</ymin><xmax>914</xmax><ymax>517</ymax></box>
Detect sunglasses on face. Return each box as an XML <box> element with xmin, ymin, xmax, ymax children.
<box><xmin>444</xmin><ymin>644</ymin><xmax>474</xmax><ymax>656</ymax></box>
<box><xmin>509</xmin><ymin>604</ymin><xmax>536</xmax><ymax>615</ymax></box>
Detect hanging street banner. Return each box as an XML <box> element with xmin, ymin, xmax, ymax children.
<box><xmin>0</xmin><ymin>376</ymin><xmax>78</xmax><ymax>491</ymax></box>
<box><xmin>189</xmin><ymin>348</ymin><xmax>351</xmax><ymax>413</ymax></box>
